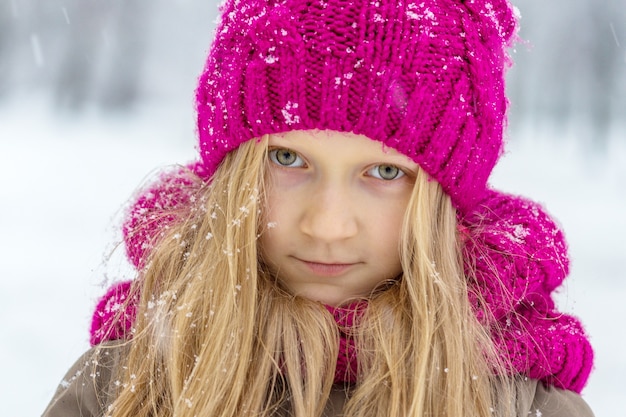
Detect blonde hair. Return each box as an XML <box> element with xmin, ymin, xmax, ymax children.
<box><xmin>105</xmin><ymin>137</ymin><xmax>514</xmax><ymax>417</ymax></box>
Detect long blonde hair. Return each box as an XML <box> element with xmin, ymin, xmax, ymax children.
<box><xmin>105</xmin><ymin>136</ymin><xmax>513</xmax><ymax>417</ymax></box>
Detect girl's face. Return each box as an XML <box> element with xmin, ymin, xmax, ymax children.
<box><xmin>260</xmin><ymin>130</ymin><xmax>419</xmax><ymax>306</ymax></box>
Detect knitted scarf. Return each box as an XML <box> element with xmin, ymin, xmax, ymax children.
<box><xmin>90</xmin><ymin>281</ymin><xmax>361</xmax><ymax>385</ymax></box>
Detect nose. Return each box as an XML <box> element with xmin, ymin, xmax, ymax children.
<box><xmin>299</xmin><ymin>182</ymin><xmax>359</xmax><ymax>242</ymax></box>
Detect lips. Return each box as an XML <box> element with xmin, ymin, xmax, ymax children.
<box><xmin>297</xmin><ymin>258</ymin><xmax>359</xmax><ymax>277</ymax></box>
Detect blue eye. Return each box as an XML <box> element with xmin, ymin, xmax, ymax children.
<box><xmin>269</xmin><ymin>148</ymin><xmax>305</xmax><ymax>167</ymax></box>
<box><xmin>368</xmin><ymin>164</ymin><xmax>405</xmax><ymax>180</ymax></box>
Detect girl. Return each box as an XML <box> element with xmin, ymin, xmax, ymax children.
<box><xmin>43</xmin><ymin>0</ymin><xmax>594</xmax><ymax>416</ymax></box>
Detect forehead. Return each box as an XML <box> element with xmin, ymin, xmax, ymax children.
<box><xmin>268</xmin><ymin>130</ymin><xmax>418</xmax><ymax>166</ymax></box>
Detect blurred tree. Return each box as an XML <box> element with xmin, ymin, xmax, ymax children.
<box><xmin>54</xmin><ymin>0</ymin><xmax>151</xmax><ymax>111</ymax></box>
<box><xmin>584</xmin><ymin>0</ymin><xmax>624</xmax><ymax>146</ymax></box>
<box><xmin>1</xmin><ymin>0</ymin><xmax>623</xmax><ymax>146</ymax></box>
<box><xmin>53</xmin><ymin>0</ymin><xmax>106</xmax><ymax>109</ymax></box>
<box><xmin>508</xmin><ymin>0</ymin><xmax>625</xmax><ymax>147</ymax></box>
<box><xmin>98</xmin><ymin>0</ymin><xmax>150</xmax><ymax>110</ymax></box>
<box><xmin>0</xmin><ymin>1</ymin><xmax>15</xmax><ymax>97</ymax></box>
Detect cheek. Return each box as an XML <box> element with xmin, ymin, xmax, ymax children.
<box><xmin>366</xmin><ymin>196</ymin><xmax>407</xmax><ymax>259</ymax></box>
<box><xmin>260</xmin><ymin>180</ymin><xmax>280</xmax><ymax>225</ymax></box>
<box><xmin>258</xmin><ymin>223</ymin><xmax>285</xmax><ymax>270</ymax></box>
<box><xmin>260</xmin><ymin>191</ymin><xmax>288</xmax><ymax>234</ymax></box>
<box><xmin>258</xmin><ymin>232</ymin><xmax>273</xmax><ymax>263</ymax></box>
<box><xmin>368</xmin><ymin>194</ymin><xmax>407</xmax><ymax>233</ymax></box>
<box><xmin>258</xmin><ymin>190</ymin><xmax>290</xmax><ymax>260</ymax></box>
<box><xmin>261</xmin><ymin>173</ymin><xmax>306</xmax><ymax>230</ymax></box>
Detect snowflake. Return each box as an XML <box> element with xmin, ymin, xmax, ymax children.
<box><xmin>281</xmin><ymin>101</ymin><xmax>301</xmax><ymax>125</ymax></box>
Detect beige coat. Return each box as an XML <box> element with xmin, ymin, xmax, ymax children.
<box><xmin>42</xmin><ymin>344</ymin><xmax>594</xmax><ymax>417</ymax></box>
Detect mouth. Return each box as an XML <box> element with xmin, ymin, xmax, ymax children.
<box><xmin>296</xmin><ymin>258</ymin><xmax>359</xmax><ymax>277</ymax></box>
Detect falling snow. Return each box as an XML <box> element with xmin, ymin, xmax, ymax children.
<box><xmin>30</xmin><ymin>33</ymin><xmax>44</xmax><ymax>66</ymax></box>
<box><xmin>2</xmin><ymin>89</ymin><xmax>624</xmax><ymax>417</ymax></box>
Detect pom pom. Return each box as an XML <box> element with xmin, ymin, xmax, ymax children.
<box><xmin>90</xmin><ymin>280</ymin><xmax>137</xmax><ymax>346</ymax></box>
<box><xmin>123</xmin><ymin>162</ymin><xmax>207</xmax><ymax>268</ymax></box>
<box><xmin>462</xmin><ymin>190</ymin><xmax>569</xmax><ymax>321</ymax></box>
<box><xmin>494</xmin><ymin>306</ymin><xmax>594</xmax><ymax>393</ymax></box>
<box><xmin>461</xmin><ymin>189</ymin><xmax>593</xmax><ymax>392</ymax></box>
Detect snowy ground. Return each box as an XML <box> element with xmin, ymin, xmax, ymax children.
<box><xmin>1</xmin><ymin>96</ymin><xmax>624</xmax><ymax>416</ymax></box>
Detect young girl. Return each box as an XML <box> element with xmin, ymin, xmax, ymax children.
<box><xmin>43</xmin><ymin>0</ymin><xmax>594</xmax><ymax>416</ymax></box>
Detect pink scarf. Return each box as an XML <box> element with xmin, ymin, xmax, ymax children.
<box><xmin>90</xmin><ymin>278</ymin><xmax>592</xmax><ymax>393</ymax></box>
<box><xmin>325</xmin><ymin>303</ymin><xmax>365</xmax><ymax>385</ymax></box>
<box><xmin>90</xmin><ymin>282</ymin><xmax>363</xmax><ymax>385</ymax></box>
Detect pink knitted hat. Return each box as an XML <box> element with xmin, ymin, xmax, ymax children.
<box><xmin>91</xmin><ymin>0</ymin><xmax>594</xmax><ymax>393</ymax></box>
<box><xmin>196</xmin><ymin>0</ymin><xmax>517</xmax><ymax>214</ymax></box>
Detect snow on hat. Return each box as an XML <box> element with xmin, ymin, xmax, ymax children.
<box><xmin>91</xmin><ymin>0</ymin><xmax>593</xmax><ymax>393</ymax></box>
<box><xmin>195</xmin><ymin>0</ymin><xmax>518</xmax><ymax>214</ymax></box>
